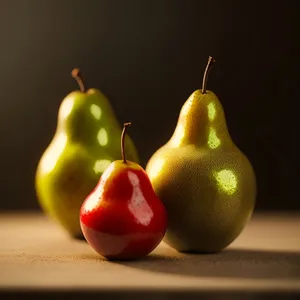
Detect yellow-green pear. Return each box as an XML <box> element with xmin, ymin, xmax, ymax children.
<box><xmin>35</xmin><ymin>69</ymin><xmax>139</xmax><ymax>239</ymax></box>
<box><xmin>146</xmin><ymin>57</ymin><xmax>256</xmax><ymax>253</ymax></box>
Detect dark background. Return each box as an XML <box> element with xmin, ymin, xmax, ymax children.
<box><xmin>0</xmin><ymin>0</ymin><xmax>299</xmax><ymax>211</ymax></box>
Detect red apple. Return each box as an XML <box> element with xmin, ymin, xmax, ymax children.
<box><xmin>80</xmin><ymin>123</ymin><xmax>167</xmax><ymax>260</ymax></box>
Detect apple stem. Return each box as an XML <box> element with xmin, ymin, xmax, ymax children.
<box><xmin>121</xmin><ymin>122</ymin><xmax>132</xmax><ymax>163</ymax></box>
<box><xmin>71</xmin><ymin>68</ymin><xmax>86</xmax><ymax>92</ymax></box>
<box><xmin>202</xmin><ymin>56</ymin><xmax>216</xmax><ymax>94</ymax></box>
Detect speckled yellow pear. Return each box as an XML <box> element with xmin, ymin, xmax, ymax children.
<box><xmin>35</xmin><ymin>69</ymin><xmax>139</xmax><ymax>239</ymax></box>
<box><xmin>146</xmin><ymin>57</ymin><xmax>256</xmax><ymax>253</ymax></box>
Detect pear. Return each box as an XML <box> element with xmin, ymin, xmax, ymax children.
<box><xmin>146</xmin><ymin>57</ymin><xmax>256</xmax><ymax>253</ymax></box>
<box><xmin>35</xmin><ymin>69</ymin><xmax>139</xmax><ymax>239</ymax></box>
<box><xmin>80</xmin><ymin>123</ymin><xmax>167</xmax><ymax>260</ymax></box>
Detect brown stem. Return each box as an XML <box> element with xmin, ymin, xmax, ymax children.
<box><xmin>71</xmin><ymin>68</ymin><xmax>86</xmax><ymax>92</ymax></box>
<box><xmin>202</xmin><ymin>56</ymin><xmax>216</xmax><ymax>94</ymax></box>
<box><xmin>121</xmin><ymin>122</ymin><xmax>131</xmax><ymax>163</ymax></box>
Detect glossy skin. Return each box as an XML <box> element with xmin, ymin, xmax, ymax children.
<box><xmin>80</xmin><ymin>160</ymin><xmax>167</xmax><ymax>260</ymax></box>
<box><xmin>146</xmin><ymin>90</ymin><xmax>256</xmax><ymax>253</ymax></box>
<box><xmin>35</xmin><ymin>89</ymin><xmax>139</xmax><ymax>238</ymax></box>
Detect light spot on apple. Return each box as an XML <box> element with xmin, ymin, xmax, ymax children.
<box><xmin>127</xmin><ymin>171</ymin><xmax>153</xmax><ymax>226</ymax></box>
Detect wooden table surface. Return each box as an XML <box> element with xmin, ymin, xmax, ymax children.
<box><xmin>0</xmin><ymin>212</ymin><xmax>299</xmax><ymax>298</ymax></box>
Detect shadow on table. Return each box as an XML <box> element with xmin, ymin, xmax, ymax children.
<box><xmin>106</xmin><ymin>248</ymin><xmax>300</xmax><ymax>280</ymax></box>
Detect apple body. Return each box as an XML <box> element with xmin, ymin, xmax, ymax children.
<box><xmin>80</xmin><ymin>160</ymin><xmax>167</xmax><ymax>260</ymax></box>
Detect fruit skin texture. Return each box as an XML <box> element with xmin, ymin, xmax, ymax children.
<box><xmin>146</xmin><ymin>89</ymin><xmax>256</xmax><ymax>253</ymax></box>
<box><xmin>35</xmin><ymin>89</ymin><xmax>139</xmax><ymax>239</ymax></box>
<box><xmin>80</xmin><ymin>160</ymin><xmax>167</xmax><ymax>260</ymax></box>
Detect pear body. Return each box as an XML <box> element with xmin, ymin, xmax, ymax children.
<box><xmin>146</xmin><ymin>90</ymin><xmax>256</xmax><ymax>253</ymax></box>
<box><xmin>80</xmin><ymin>160</ymin><xmax>167</xmax><ymax>260</ymax></box>
<box><xmin>35</xmin><ymin>89</ymin><xmax>139</xmax><ymax>238</ymax></box>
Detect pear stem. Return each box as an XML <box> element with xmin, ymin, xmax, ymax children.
<box><xmin>202</xmin><ymin>56</ymin><xmax>216</xmax><ymax>94</ymax></box>
<box><xmin>71</xmin><ymin>68</ymin><xmax>86</xmax><ymax>92</ymax></box>
<box><xmin>121</xmin><ymin>122</ymin><xmax>131</xmax><ymax>163</ymax></box>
